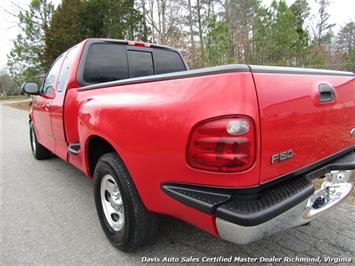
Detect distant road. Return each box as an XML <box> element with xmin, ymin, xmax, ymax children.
<box><xmin>1</xmin><ymin>103</ymin><xmax>354</xmax><ymax>265</ymax></box>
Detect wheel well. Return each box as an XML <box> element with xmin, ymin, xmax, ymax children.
<box><xmin>87</xmin><ymin>136</ymin><xmax>115</xmax><ymax>176</ymax></box>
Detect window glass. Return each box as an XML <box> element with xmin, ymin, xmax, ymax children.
<box><xmin>83</xmin><ymin>43</ymin><xmax>128</xmax><ymax>83</ymax></box>
<box><xmin>42</xmin><ymin>56</ymin><xmax>64</xmax><ymax>95</ymax></box>
<box><xmin>127</xmin><ymin>50</ymin><xmax>154</xmax><ymax>78</ymax></box>
<box><xmin>154</xmin><ymin>49</ymin><xmax>186</xmax><ymax>74</ymax></box>
<box><xmin>57</xmin><ymin>46</ymin><xmax>78</xmax><ymax>92</ymax></box>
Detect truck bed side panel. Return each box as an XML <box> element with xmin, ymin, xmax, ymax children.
<box><xmin>73</xmin><ymin>72</ymin><xmax>260</xmax><ymax>233</ymax></box>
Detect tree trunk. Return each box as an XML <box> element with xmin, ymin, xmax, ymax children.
<box><xmin>187</xmin><ymin>0</ymin><xmax>195</xmax><ymax>64</ymax></box>
<box><xmin>196</xmin><ymin>0</ymin><xmax>205</xmax><ymax>66</ymax></box>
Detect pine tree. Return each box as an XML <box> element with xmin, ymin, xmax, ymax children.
<box><xmin>44</xmin><ymin>0</ymin><xmax>84</xmax><ymax>68</ymax></box>
<box><xmin>44</xmin><ymin>0</ymin><xmax>146</xmax><ymax>68</ymax></box>
<box><xmin>290</xmin><ymin>0</ymin><xmax>311</xmax><ymax>66</ymax></box>
<box><xmin>7</xmin><ymin>0</ymin><xmax>54</xmax><ymax>83</ymax></box>
<box><xmin>314</xmin><ymin>0</ymin><xmax>335</xmax><ymax>45</ymax></box>
<box><xmin>336</xmin><ymin>22</ymin><xmax>355</xmax><ymax>71</ymax></box>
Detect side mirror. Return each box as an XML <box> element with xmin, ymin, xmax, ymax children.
<box><xmin>22</xmin><ymin>82</ymin><xmax>40</xmax><ymax>95</ymax></box>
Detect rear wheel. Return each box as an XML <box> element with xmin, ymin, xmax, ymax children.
<box><xmin>29</xmin><ymin>122</ymin><xmax>51</xmax><ymax>160</ymax></box>
<box><xmin>93</xmin><ymin>152</ymin><xmax>159</xmax><ymax>251</ymax></box>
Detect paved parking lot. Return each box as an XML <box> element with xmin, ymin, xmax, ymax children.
<box><xmin>1</xmin><ymin>103</ymin><xmax>354</xmax><ymax>265</ymax></box>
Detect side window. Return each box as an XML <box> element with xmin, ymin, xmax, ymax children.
<box><xmin>154</xmin><ymin>49</ymin><xmax>186</xmax><ymax>74</ymax></box>
<box><xmin>127</xmin><ymin>50</ymin><xmax>154</xmax><ymax>78</ymax></box>
<box><xmin>57</xmin><ymin>46</ymin><xmax>78</xmax><ymax>92</ymax></box>
<box><xmin>42</xmin><ymin>56</ymin><xmax>64</xmax><ymax>95</ymax></box>
<box><xmin>83</xmin><ymin>43</ymin><xmax>128</xmax><ymax>83</ymax></box>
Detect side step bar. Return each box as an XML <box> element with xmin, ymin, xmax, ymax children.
<box><xmin>68</xmin><ymin>142</ymin><xmax>80</xmax><ymax>155</ymax></box>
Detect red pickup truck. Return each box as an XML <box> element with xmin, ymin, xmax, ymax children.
<box><xmin>23</xmin><ymin>38</ymin><xmax>355</xmax><ymax>251</ymax></box>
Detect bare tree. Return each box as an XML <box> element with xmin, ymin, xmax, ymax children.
<box><xmin>223</xmin><ymin>0</ymin><xmax>258</xmax><ymax>63</ymax></box>
<box><xmin>142</xmin><ymin>0</ymin><xmax>181</xmax><ymax>45</ymax></box>
<box><xmin>314</xmin><ymin>0</ymin><xmax>335</xmax><ymax>45</ymax></box>
<box><xmin>187</xmin><ymin>0</ymin><xmax>196</xmax><ymax>55</ymax></box>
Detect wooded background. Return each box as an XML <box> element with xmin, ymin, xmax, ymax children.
<box><xmin>1</xmin><ymin>0</ymin><xmax>354</xmax><ymax>95</ymax></box>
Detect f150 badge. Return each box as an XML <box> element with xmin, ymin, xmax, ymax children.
<box><xmin>271</xmin><ymin>150</ymin><xmax>293</xmax><ymax>164</ymax></box>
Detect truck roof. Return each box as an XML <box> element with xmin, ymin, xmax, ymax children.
<box><xmin>83</xmin><ymin>38</ymin><xmax>181</xmax><ymax>52</ymax></box>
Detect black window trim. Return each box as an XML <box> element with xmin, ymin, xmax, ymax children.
<box><xmin>76</xmin><ymin>39</ymin><xmax>189</xmax><ymax>87</ymax></box>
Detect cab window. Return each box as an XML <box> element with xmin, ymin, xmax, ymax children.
<box><xmin>83</xmin><ymin>43</ymin><xmax>128</xmax><ymax>83</ymax></box>
<box><xmin>127</xmin><ymin>50</ymin><xmax>154</xmax><ymax>78</ymax></box>
<box><xmin>57</xmin><ymin>47</ymin><xmax>78</xmax><ymax>92</ymax></box>
<box><xmin>42</xmin><ymin>55</ymin><xmax>63</xmax><ymax>95</ymax></box>
<box><xmin>81</xmin><ymin>42</ymin><xmax>187</xmax><ymax>85</ymax></box>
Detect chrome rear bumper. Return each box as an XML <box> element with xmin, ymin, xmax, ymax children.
<box><xmin>162</xmin><ymin>148</ymin><xmax>355</xmax><ymax>245</ymax></box>
<box><xmin>216</xmin><ymin>170</ymin><xmax>355</xmax><ymax>245</ymax></box>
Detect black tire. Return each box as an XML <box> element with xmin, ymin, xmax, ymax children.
<box><xmin>29</xmin><ymin>122</ymin><xmax>51</xmax><ymax>160</ymax></box>
<box><xmin>93</xmin><ymin>152</ymin><xmax>159</xmax><ymax>251</ymax></box>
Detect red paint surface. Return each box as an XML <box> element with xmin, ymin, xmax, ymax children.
<box><xmin>252</xmin><ymin>73</ymin><xmax>355</xmax><ymax>184</ymax></box>
<box><xmin>29</xmin><ymin>40</ymin><xmax>355</xmax><ymax>237</ymax></box>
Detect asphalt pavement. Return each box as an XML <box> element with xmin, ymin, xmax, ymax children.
<box><xmin>1</xmin><ymin>102</ymin><xmax>354</xmax><ymax>265</ymax></box>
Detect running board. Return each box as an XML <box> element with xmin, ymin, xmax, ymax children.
<box><xmin>68</xmin><ymin>142</ymin><xmax>80</xmax><ymax>155</ymax></box>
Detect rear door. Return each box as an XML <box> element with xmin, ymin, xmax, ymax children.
<box><xmin>49</xmin><ymin>46</ymin><xmax>79</xmax><ymax>160</ymax></box>
<box><xmin>251</xmin><ymin>66</ymin><xmax>355</xmax><ymax>183</ymax></box>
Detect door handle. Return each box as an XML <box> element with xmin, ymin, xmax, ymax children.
<box><xmin>319</xmin><ymin>83</ymin><xmax>335</xmax><ymax>102</ymax></box>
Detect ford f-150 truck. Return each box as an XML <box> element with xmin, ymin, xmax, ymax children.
<box><xmin>22</xmin><ymin>38</ymin><xmax>355</xmax><ymax>251</ymax></box>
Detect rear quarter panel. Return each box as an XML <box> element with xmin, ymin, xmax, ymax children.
<box><xmin>74</xmin><ymin>72</ymin><xmax>260</xmax><ymax>233</ymax></box>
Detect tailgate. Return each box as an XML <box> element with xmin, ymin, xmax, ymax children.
<box><xmin>251</xmin><ymin>66</ymin><xmax>355</xmax><ymax>183</ymax></box>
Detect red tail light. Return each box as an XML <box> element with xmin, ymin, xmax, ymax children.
<box><xmin>187</xmin><ymin>116</ymin><xmax>256</xmax><ymax>172</ymax></box>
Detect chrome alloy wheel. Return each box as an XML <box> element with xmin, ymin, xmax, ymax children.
<box><xmin>100</xmin><ymin>174</ymin><xmax>125</xmax><ymax>231</ymax></box>
<box><xmin>31</xmin><ymin>127</ymin><xmax>36</xmax><ymax>154</ymax></box>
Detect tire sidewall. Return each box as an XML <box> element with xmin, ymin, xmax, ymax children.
<box><xmin>29</xmin><ymin>122</ymin><xmax>36</xmax><ymax>156</ymax></box>
<box><xmin>93</xmin><ymin>157</ymin><xmax>130</xmax><ymax>248</ymax></box>
<box><xmin>29</xmin><ymin>121</ymin><xmax>51</xmax><ymax>160</ymax></box>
